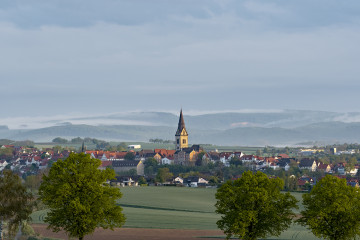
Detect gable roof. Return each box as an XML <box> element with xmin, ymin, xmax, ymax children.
<box><xmin>299</xmin><ymin>159</ymin><xmax>316</xmax><ymax>167</ymax></box>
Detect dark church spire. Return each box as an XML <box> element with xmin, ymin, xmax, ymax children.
<box><xmin>81</xmin><ymin>141</ymin><xmax>86</xmax><ymax>153</ymax></box>
<box><xmin>176</xmin><ymin>109</ymin><xmax>187</xmax><ymax>136</ymax></box>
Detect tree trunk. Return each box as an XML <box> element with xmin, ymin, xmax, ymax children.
<box><xmin>0</xmin><ymin>218</ymin><xmax>3</xmax><ymax>240</ymax></box>
<box><xmin>14</xmin><ymin>223</ymin><xmax>22</xmax><ymax>240</ymax></box>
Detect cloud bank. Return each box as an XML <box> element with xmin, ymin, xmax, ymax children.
<box><xmin>1</xmin><ymin>0</ymin><xmax>360</xmax><ymax>117</ymax></box>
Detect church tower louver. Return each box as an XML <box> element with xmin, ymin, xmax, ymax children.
<box><xmin>175</xmin><ymin>109</ymin><xmax>188</xmax><ymax>151</ymax></box>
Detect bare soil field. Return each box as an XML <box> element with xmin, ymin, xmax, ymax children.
<box><xmin>32</xmin><ymin>224</ymin><xmax>224</xmax><ymax>240</ymax></box>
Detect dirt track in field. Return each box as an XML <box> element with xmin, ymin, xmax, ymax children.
<box><xmin>32</xmin><ymin>224</ymin><xmax>225</xmax><ymax>240</ymax></box>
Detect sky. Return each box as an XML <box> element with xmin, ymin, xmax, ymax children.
<box><xmin>1</xmin><ymin>0</ymin><xmax>360</xmax><ymax>118</ymax></box>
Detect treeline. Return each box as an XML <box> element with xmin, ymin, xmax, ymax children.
<box><xmin>0</xmin><ymin>139</ymin><xmax>35</xmax><ymax>147</ymax></box>
<box><xmin>52</xmin><ymin>137</ymin><xmax>127</xmax><ymax>151</ymax></box>
<box><xmin>149</xmin><ymin>138</ymin><xmax>174</xmax><ymax>144</ymax></box>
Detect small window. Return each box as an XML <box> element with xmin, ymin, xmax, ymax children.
<box><xmin>177</xmin><ymin>139</ymin><xmax>179</xmax><ymax>144</ymax></box>
<box><xmin>183</xmin><ymin>139</ymin><xmax>186</xmax><ymax>144</ymax></box>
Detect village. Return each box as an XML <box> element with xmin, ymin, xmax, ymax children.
<box><xmin>1</xmin><ymin>110</ymin><xmax>360</xmax><ymax>191</ymax></box>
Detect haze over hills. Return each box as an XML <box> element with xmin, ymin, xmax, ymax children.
<box><xmin>1</xmin><ymin>110</ymin><xmax>360</xmax><ymax>146</ymax></box>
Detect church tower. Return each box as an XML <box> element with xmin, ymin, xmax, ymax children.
<box><xmin>175</xmin><ymin>109</ymin><xmax>188</xmax><ymax>151</ymax></box>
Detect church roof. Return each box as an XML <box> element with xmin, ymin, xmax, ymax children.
<box><xmin>175</xmin><ymin>109</ymin><xmax>188</xmax><ymax>136</ymax></box>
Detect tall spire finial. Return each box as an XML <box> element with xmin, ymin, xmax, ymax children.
<box><xmin>176</xmin><ymin>109</ymin><xmax>186</xmax><ymax>135</ymax></box>
<box><xmin>81</xmin><ymin>141</ymin><xmax>85</xmax><ymax>153</ymax></box>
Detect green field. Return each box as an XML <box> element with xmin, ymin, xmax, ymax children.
<box><xmin>31</xmin><ymin>187</ymin><xmax>319</xmax><ymax>239</ymax></box>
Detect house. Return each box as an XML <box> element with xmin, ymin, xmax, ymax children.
<box><xmin>347</xmin><ymin>166</ymin><xmax>358</xmax><ymax>176</ymax></box>
<box><xmin>174</xmin><ymin>176</ymin><xmax>183</xmax><ymax>184</ymax></box>
<box><xmin>174</xmin><ymin>145</ymin><xmax>201</xmax><ymax>166</ymax></box>
<box><xmin>128</xmin><ymin>145</ymin><xmax>141</xmax><ymax>149</ymax></box>
<box><xmin>0</xmin><ymin>160</ymin><xmax>8</xmax><ymax>170</ymax></box>
<box><xmin>297</xmin><ymin>175</ymin><xmax>314</xmax><ymax>191</ymax></box>
<box><xmin>219</xmin><ymin>152</ymin><xmax>233</xmax><ymax>167</ymax></box>
<box><xmin>38</xmin><ymin>160</ymin><xmax>49</xmax><ymax>170</ymax></box>
<box><xmin>277</xmin><ymin>159</ymin><xmax>290</xmax><ymax>171</ymax></box>
<box><xmin>111</xmin><ymin>176</ymin><xmax>139</xmax><ymax>187</ymax></box>
<box><xmin>241</xmin><ymin>155</ymin><xmax>259</xmax><ymax>163</ymax></box>
<box><xmin>347</xmin><ymin>179</ymin><xmax>359</xmax><ymax>188</ymax></box>
<box><xmin>154</xmin><ymin>149</ymin><xmax>175</xmax><ymax>159</ymax></box>
<box><xmin>278</xmin><ymin>154</ymin><xmax>290</xmax><ymax>159</ymax></box>
<box><xmin>183</xmin><ymin>176</ymin><xmax>208</xmax><ymax>187</ymax></box>
<box><xmin>299</xmin><ymin>159</ymin><xmax>317</xmax><ymax>172</ymax></box>
<box><xmin>161</xmin><ymin>157</ymin><xmax>173</xmax><ymax>165</ymax></box>
<box><xmin>335</xmin><ymin>163</ymin><xmax>346</xmax><ymax>175</ymax></box>
<box><xmin>208</xmin><ymin>151</ymin><xmax>220</xmax><ymax>161</ymax></box>
<box><xmin>112</xmin><ymin>160</ymin><xmax>144</xmax><ymax>176</ymax></box>
<box><xmin>317</xmin><ymin>162</ymin><xmax>332</xmax><ymax>173</ymax></box>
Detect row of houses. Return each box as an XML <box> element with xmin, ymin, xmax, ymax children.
<box><xmin>0</xmin><ymin>145</ymin><xmax>71</xmax><ymax>174</ymax></box>
<box><xmin>110</xmin><ymin>175</ymin><xmax>209</xmax><ymax>187</ymax></box>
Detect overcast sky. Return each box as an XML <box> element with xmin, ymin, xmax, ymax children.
<box><xmin>1</xmin><ymin>0</ymin><xmax>360</xmax><ymax>118</ymax></box>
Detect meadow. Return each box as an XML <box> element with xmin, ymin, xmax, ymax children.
<box><xmin>31</xmin><ymin>186</ymin><xmax>320</xmax><ymax>239</ymax></box>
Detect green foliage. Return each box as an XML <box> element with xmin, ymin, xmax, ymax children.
<box><xmin>229</xmin><ymin>156</ymin><xmax>242</xmax><ymax>166</ymax></box>
<box><xmin>70</xmin><ymin>137</ymin><xmax>83</xmax><ymax>144</ymax></box>
<box><xmin>144</xmin><ymin>158</ymin><xmax>159</xmax><ymax>176</ymax></box>
<box><xmin>0</xmin><ymin>148</ymin><xmax>13</xmax><ymax>160</ymax></box>
<box><xmin>155</xmin><ymin>168</ymin><xmax>173</xmax><ymax>183</ymax></box>
<box><xmin>39</xmin><ymin>153</ymin><xmax>125</xmax><ymax>240</ymax></box>
<box><xmin>298</xmin><ymin>175</ymin><xmax>360</xmax><ymax>240</ymax></box>
<box><xmin>149</xmin><ymin>138</ymin><xmax>174</xmax><ymax>144</ymax></box>
<box><xmin>138</xmin><ymin>176</ymin><xmax>147</xmax><ymax>185</ymax></box>
<box><xmin>21</xmin><ymin>221</ymin><xmax>35</xmax><ymax>236</ymax></box>
<box><xmin>0</xmin><ymin>170</ymin><xmax>34</xmax><ymax>237</ymax></box>
<box><xmin>52</xmin><ymin>137</ymin><xmax>68</xmax><ymax>144</ymax></box>
<box><xmin>106</xmin><ymin>142</ymin><xmax>127</xmax><ymax>151</ymax></box>
<box><xmin>25</xmin><ymin>175</ymin><xmax>42</xmax><ymax>193</ymax></box>
<box><xmin>215</xmin><ymin>171</ymin><xmax>298</xmax><ymax>240</ymax></box>
<box><xmin>124</xmin><ymin>152</ymin><xmax>135</xmax><ymax>161</ymax></box>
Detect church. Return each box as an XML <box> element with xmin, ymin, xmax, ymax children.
<box><xmin>174</xmin><ymin>109</ymin><xmax>202</xmax><ymax>165</ymax></box>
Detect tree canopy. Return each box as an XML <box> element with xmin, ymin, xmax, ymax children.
<box><xmin>298</xmin><ymin>175</ymin><xmax>360</xmax><ymax>240</ymax></box>
<box><xmin>124</xmin><ymin>152</ymin><xmax>135</xmax><ymax>160</ymax></box>
<box><xmin>215</xmin><ymin>171</ymin><xmax>297</xmax><ymax>240</ymax></box>
<box><xmin>156</xmin><ymin>168</ymin><xmax>173</xmax><ymax>183</ymax></box>
<box><xmin>39</xmin><ymin>153</ymin><xmax>125</xmax><ymax>240</ymax></box>
<box><xmin>0</xmin><ymin>170</ymin><xmax>34</xmax><ymax>237</ymax></box>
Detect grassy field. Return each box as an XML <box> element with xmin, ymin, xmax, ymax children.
<box><xmin>31</xmin><ymin>187</ymin><xmax>319</xmax><ymax>239</ymax></box>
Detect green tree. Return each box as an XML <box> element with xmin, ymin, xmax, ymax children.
<box><xmin>155</xmin><ymin>168</ymin><xmax>173</xmax><ymax>183</ymax></box>
<box><xmin>215</xmin><ymin>171</ymin><xmax>297</xmax><ymax>240</ymax></box>
<box><xmin>0</xmin><ymin>170</ymin><xmax>34</xmax><ymax>237</ymax></box>
<box><xmin>297</xmin><ymin>175</ymin><xmax>360</xmax><ymax>240</ymax></box>
<box><xmin>144</xmin><ymin>158</ymin><xmax>158</xmax><ymax>176</ymax></box>
<box><xmin>138</xmin><ymin>176</ymin><xmax>147</xmax><ymax>185</ymax></box>
<box><xmin>52</xmin><ymin>137</ymin><xmax>68</xmax><ymax>144</ymax></box>
<box><xmin>39</xmin><ymin>153</ymin><xmax>125</xmax><ymax>240</ymax></box>
<box><xmin>25</xmin><ymin>175</ymin><xmax>42</xmax><ymax>193</ymax></box>
<box><xmin>70</xmin><ymin>137</ymin><xmax>83</xmax><ymax>143</ymax></box>
<box><xmin>124</xmin><ymin>152</ymin><xmax>135</xmax><ymax>160</ymax></box>
<box><xmin>0</xmin><ymin>148</ymin><xmax>13</xmax><ymax>160</ymax></box>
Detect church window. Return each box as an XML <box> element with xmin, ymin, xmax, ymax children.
<box><xmin>183</xmin><ymin>139</ymin><xmax>186</xmax><ymax>144</ymax></box>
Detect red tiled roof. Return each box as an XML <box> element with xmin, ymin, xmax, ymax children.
<box><xmin>101</xmin><ymin>161</ymin><xmax>113</xmax><ymax>168</ymax></box>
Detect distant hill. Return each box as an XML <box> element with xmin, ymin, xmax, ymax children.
<box><xmin>2</xmin><ymin>121</ymin><xmax>360</xmax><ymax>146</ymax></box>
<box><xmin>59</xmin><ymin>110</ymin><xmax>345</xmax><ymax>130</ymax></box>
<box><xmin>2</xmin><ymin>110</ymin><xmax>360</xmax><ymax>146</ymax></box>
<box><xmin>0</xmin><ymin>125</ymin><xmax>9</xmax><ymax>130</ymax></box>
